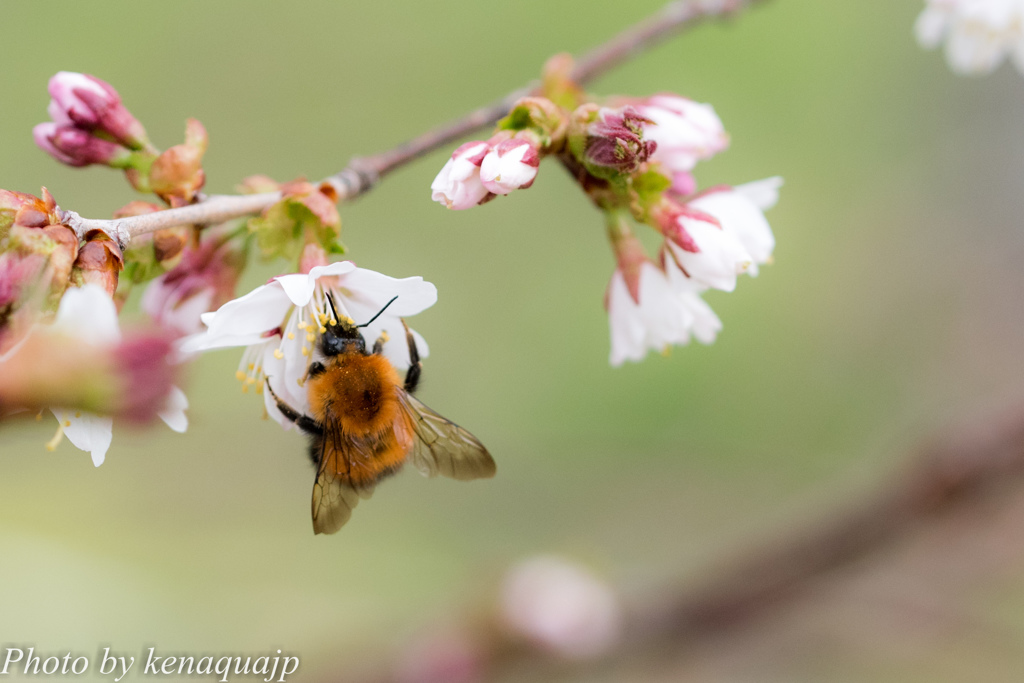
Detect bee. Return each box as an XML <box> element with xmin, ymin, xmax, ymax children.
<box><xmin>267</xmin><ymin>295</ymin><xmax>496</xmax><ymax>534</ymax></box>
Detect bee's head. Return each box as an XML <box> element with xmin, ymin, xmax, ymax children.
<box><xmin>319</xmin><ymin>294</ymin><xmax>398</xmax><ymax>358</ymax></box>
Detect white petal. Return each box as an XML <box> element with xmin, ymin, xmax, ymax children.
<box><xmin>915</xmin><ymin>7</ymin><xmax>949</xmax><ymax>48</ymax></box>
<box><xmin>53</xmin><ymin>284</ymin><xmax>121</xmax><ymax>344</ymax></box>
<box><xmin>336</xmin><ymin>269</ymin><xmax>438</xmax><ymax>322</ymax></box>
<box><xmin>691</xmin><ymin>190</ymin><xmax>775</xmax><ymax>267</ymax></box>
<box><xmin>54</xmin><ymin>410</ymin><xmax>113</xmax><ymax>467</ymax></box>
<box><xmin>277</xmin><ymin>261</ymin><xmax>358</xmax><ymax>307</ymax></box>
<box><xmin>187</xmin><ymin>283</ymin><xmax>292</xmax><ymax>351</ymax></box>
<box><xmin>158</xmin><ymin>386</ymin><xmax>189</xmax><ymax>433</ymax></box>
<box><xmin>735</xmin><ymin>176</ymin><xmax>784</xmax><ymax>211</ymax></box>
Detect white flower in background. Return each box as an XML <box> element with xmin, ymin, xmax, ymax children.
<box><xmin>662</xmin><ymin>177</ymin><xmax>781</xmax><ymax>290</ymax></box>
<box><xmin>479</xmin><ymin>138</ymin><xmax>540</xmax><ymax>195</ymax></box>
<box><xmin>664</xmin><ymin>211</ymin><xmax>753</xmax><ymax>293</ymax></box>
<box><xmin>664</xmin><ymin>259</ymin><xmax>723</xmax><ymax>346</ymax></box>
<box><xmin>916</xmin><ymin>0</ymin><xmax>1024</xmax><ymax>76</ymax></box>
<box><xmin>500</xmin><ymin>556</ymin><xmax>622</xmax><ymax>659</ymax></box>
<box><xmin>181</xmin><ymin>261</ymin><xmax>436</xmax><ymax>429</ymax></box>
<box><xmin>46</xmin><ymin>285</ymin><xmax>188</xmax><ymax>466</ymax></box>
<box><xmin>607</xmin><ymin>262</ymin><xmax>694</xmax><ymax>366</ymax></box>
<box><xmin>636</xmin><ymin>94</ymin><xmax>729</xmax><ymax>193</ymax></box>
<box><xmin>431</xmin><ymin>141</ymin><xmax>491</xmax><ymax>210</ymax></box>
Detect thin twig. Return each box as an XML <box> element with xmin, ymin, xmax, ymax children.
<box><xmin>60</xmin><ymin>0</ymin><xmax>766</xmax><ymax>246</ymax></box>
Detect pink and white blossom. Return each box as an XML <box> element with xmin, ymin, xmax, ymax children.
<box><xmin>660</xmin><ymin>177</ymin><xmax>781</xmax><ymax>289</ymax></box>
<box><xmin>479</xmin><ymin>138</ymin><xmax>540</xmax><ymax>195</ymax></box>
<box><xmin>637</xmin><ymin>95</ymin><xmax>729</xmax><ymax>178</ymax></box>
<box><xmin>431</xmin><ymin>141</ymin><xmax>491</xmax><ymax>210</ymax></box>
<box><xmin>43</xmin><ymin>285</ymin><xmax>187</xmax><ymax>466</ymax></box>
<box><xmin>500</xmin><ymin>556</ymin><xmax>622</xmax><ymax>659</ymax></box>
<box><xmin>180</xmin><ymin>261</ymin><xmax>436</xmax><ymax>430</ymax></box>
<box><xmin>142</xmin><ymin>241</ymin><xmax>245</xmax><ymax>337</ymax></box>
<box><xmin>916</xmin><ymin>0</ymin><xmax>1024</xmax><ymax>76</ymax></box>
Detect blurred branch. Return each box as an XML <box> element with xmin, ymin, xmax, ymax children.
<box><xmin>354</xmin><ymin>404</ymin><xmax>1024</xmax><ymax>682</ymax></box>
<box><xmin>59</xmin><ymin>0</ymin><xmax>766</xmax><ymax>245</ymax></box>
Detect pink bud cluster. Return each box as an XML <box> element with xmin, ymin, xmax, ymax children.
<box><xmin>33</xmin><ymin>72</ymin><xmax>152</xmax><ymax>168</ymax></box>
<box><xmin>429</xmin><ymin>75</ymin><xmax>780</xmax><ymax>365</ymax></box>
<box><xmin>431</xmin><ymin>135</ymin><xmax>541</xmax><ymax>210</ymax></box>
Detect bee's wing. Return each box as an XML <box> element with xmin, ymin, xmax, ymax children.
<box><xmin>398</xmin><ymin>391</ymin><xmax>496</xmax><ymax>481</ymax></box>
<box><xmin>311</xmin><ymin>424</ymin><xmax>376</xmax><ymax>535</ymax></box>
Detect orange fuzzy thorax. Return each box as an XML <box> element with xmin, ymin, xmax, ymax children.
<box><xmin>308</xmin><ymin>353</ymin><xmax>402</xmax><ymax>437</ymax></box>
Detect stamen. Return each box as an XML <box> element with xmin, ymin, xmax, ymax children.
<box><xmin>274</xmin><ymin>349</ymin><xmax>284</xmax><ymax>359</ymax></box>
<box><xmin>380</xmin><ymin>331</ymin><xmax>390</xmax><ymax>343</ymax></box>
<box><xmin>319</xmin><ymin>326</ymin><xmax>327</xmax><ymax>334</ymax></box>
<box><xmin>236</xmin><ymin>370</ymin><xmax>247</xmax><ymax>381</ymax></box>
<box><xmin>34</xmin><ymin>411</ymin><xmax>42</xmax><ymax>421</ymax></box>
<box><xmin>301</xmin><ymin>346</ymin><xmax>309</xmax><ymax>357</ymax></box>
<box><xmin>248</xmin><ymin>363</ymin><xmax>255</xmax><ymax>371</ymax></box>
<box><xmin>45</xmin><ymin>421</ymin><xmax>66</xmax><ymax>452</ymax></box>
<box><xmin>287</xmin><ymin>332</ymin><xmax>295</xmax><ymax>340</ymax></box>
<box><xmin>306</xmin><ymin>333</ymin><xmax>315</xmax><ymax>343</ymax></box>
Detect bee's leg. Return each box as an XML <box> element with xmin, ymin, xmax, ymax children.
<box><xmin>265</xmin><ymin>380</ymin><xmax>323</xmax><ymax>435</ymax></box>
<box><xmin>401</xmin><ymin>319</ymin><xmax>422</xmax><ymax>394</ymax></box>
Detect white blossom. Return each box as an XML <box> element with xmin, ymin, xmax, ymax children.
<box><xmin>638</xmin><ymin>95</ymin><xmax>729</xmax><ymax>175</ymax></box>
<box><xmin>607</xmin><ymin>261</ymin><xmax>713</xmax><ymax>366</ymax></box>
<box><xmin>916</xmin><ymin>0</ymin><xmax>1024</xmax><ymax>76</ymax></box>
<box><xmin>181</xmin><ymin>261</ymin><xmax>436</xmax><ymax>429</ymax></box>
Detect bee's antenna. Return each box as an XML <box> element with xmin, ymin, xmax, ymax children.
<box><xmin>325</xmin><ymin>292</ymin><xmax>341</xmax><ymax>322</ymax></box>
<box><xmin>356</xmin><ymin>296</ymin><xmax>399</xmax><ymax>328</ymax></box>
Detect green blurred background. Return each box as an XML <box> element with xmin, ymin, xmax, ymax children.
<box><xmin>3</xmin><ymin>1</ymin><xmax>1024</xmax><ymax>680</ymax></box>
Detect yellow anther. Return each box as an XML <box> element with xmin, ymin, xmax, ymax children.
<box><xmin>255</xmin><ymin>383</ymin><xmax>264</xmax><ymax>395</ymax></box>
<box><xmin>661</xmin><ymin>345</ymin><xmax>672</xmax><ymax>358</ymax></box>
<box><xmin>274</xmin><ymin>349</ymin><xmax>284</xmax><ymax>359</ymax></box>
<box><xmin>318</xmin><ymin>312</ymin><xmax>328</xmax><ymax>324</ymax></box>
<box><xmin>248</xmin><ymin>363</ymin><xmax>255</xmax><ymax>371</ymax></box>
<box><xmin>329</xmin><ymin>318</ymin><xmax>337</xmax><ymax>325</ymax></box>
<box><xmin>246</xmin><ymin>376</ymin><xmax>256</xmax><ymax>385</ymax></box>
<box><xmin>301</xmin><ymin>346</ymin><xmax>309</xmax><ymax>356</ymax></box>
<box><xmin>297</xmin><ymin>321</ymin><xmax>307</xmax><ymax>330</ymax></box>
<box><xmin>34</xmin><ymin>411</ymin><xmax>42</xmax><ymax>421</ymax></box>
<box><xmin>380</xmin><ymin>331</ymin><xmax>390</xmax><ymax>343</ymax></box>
<box><xmin>242</xmin><ymin>384</ymin><xmax>249</xmax><ymax>394</ymax></box>
<box><xmin>74</xmin><ymin>411</ymin><xmax>81</xmax><ymax>418</ymax></box>
<box><xmin>319</xmin><ymin>326</ymin><xmax>327</xmax><ymax>334</ymax></box>
<box><xmin>306</xmin><ymin>333</ymin><xmax>315</xmax><ymax>343</ymax></box>
<box><xmin>287</xmin><ymin>332</ymin><xmax>295</xmax><ymax>340</ymax></box>
<box><xmin>63</xmin><ymin>420</ymin><xmax>71</xmax><ymax>427</ymax></box>
<box><xmin>236</xmin><ymin>370</ymin><xmax>247</xmax><ymax>381</ymax></box>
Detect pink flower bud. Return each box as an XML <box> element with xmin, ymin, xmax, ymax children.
<box><xmin>33</xmin><ymin>123</ymin><xmax>131</xmax><ymax>168</ymax></box>
<box><xmin>46</xmin><ymin>71</ymin><xmax>150</xmax><ymax>150</ymax></box>
<box><xmin>479</xmin><ymin>138</ymin><xmax>540</xmax><ymax>195</ymax></box>
<box><xmin>431</xmin><ymin>141</ymin><xmax>492</xmax><ymax>210</ymax></box>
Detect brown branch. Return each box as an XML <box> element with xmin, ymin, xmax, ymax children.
<box><xmin>60</xmin><ymin>0</ymin><xmax>766</xmax><ymax>246</ymax></box>
<box><xmin>349</xmin><ymin>403</ymin><xmax>1024</xmax><ymax>682</ymax></box>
